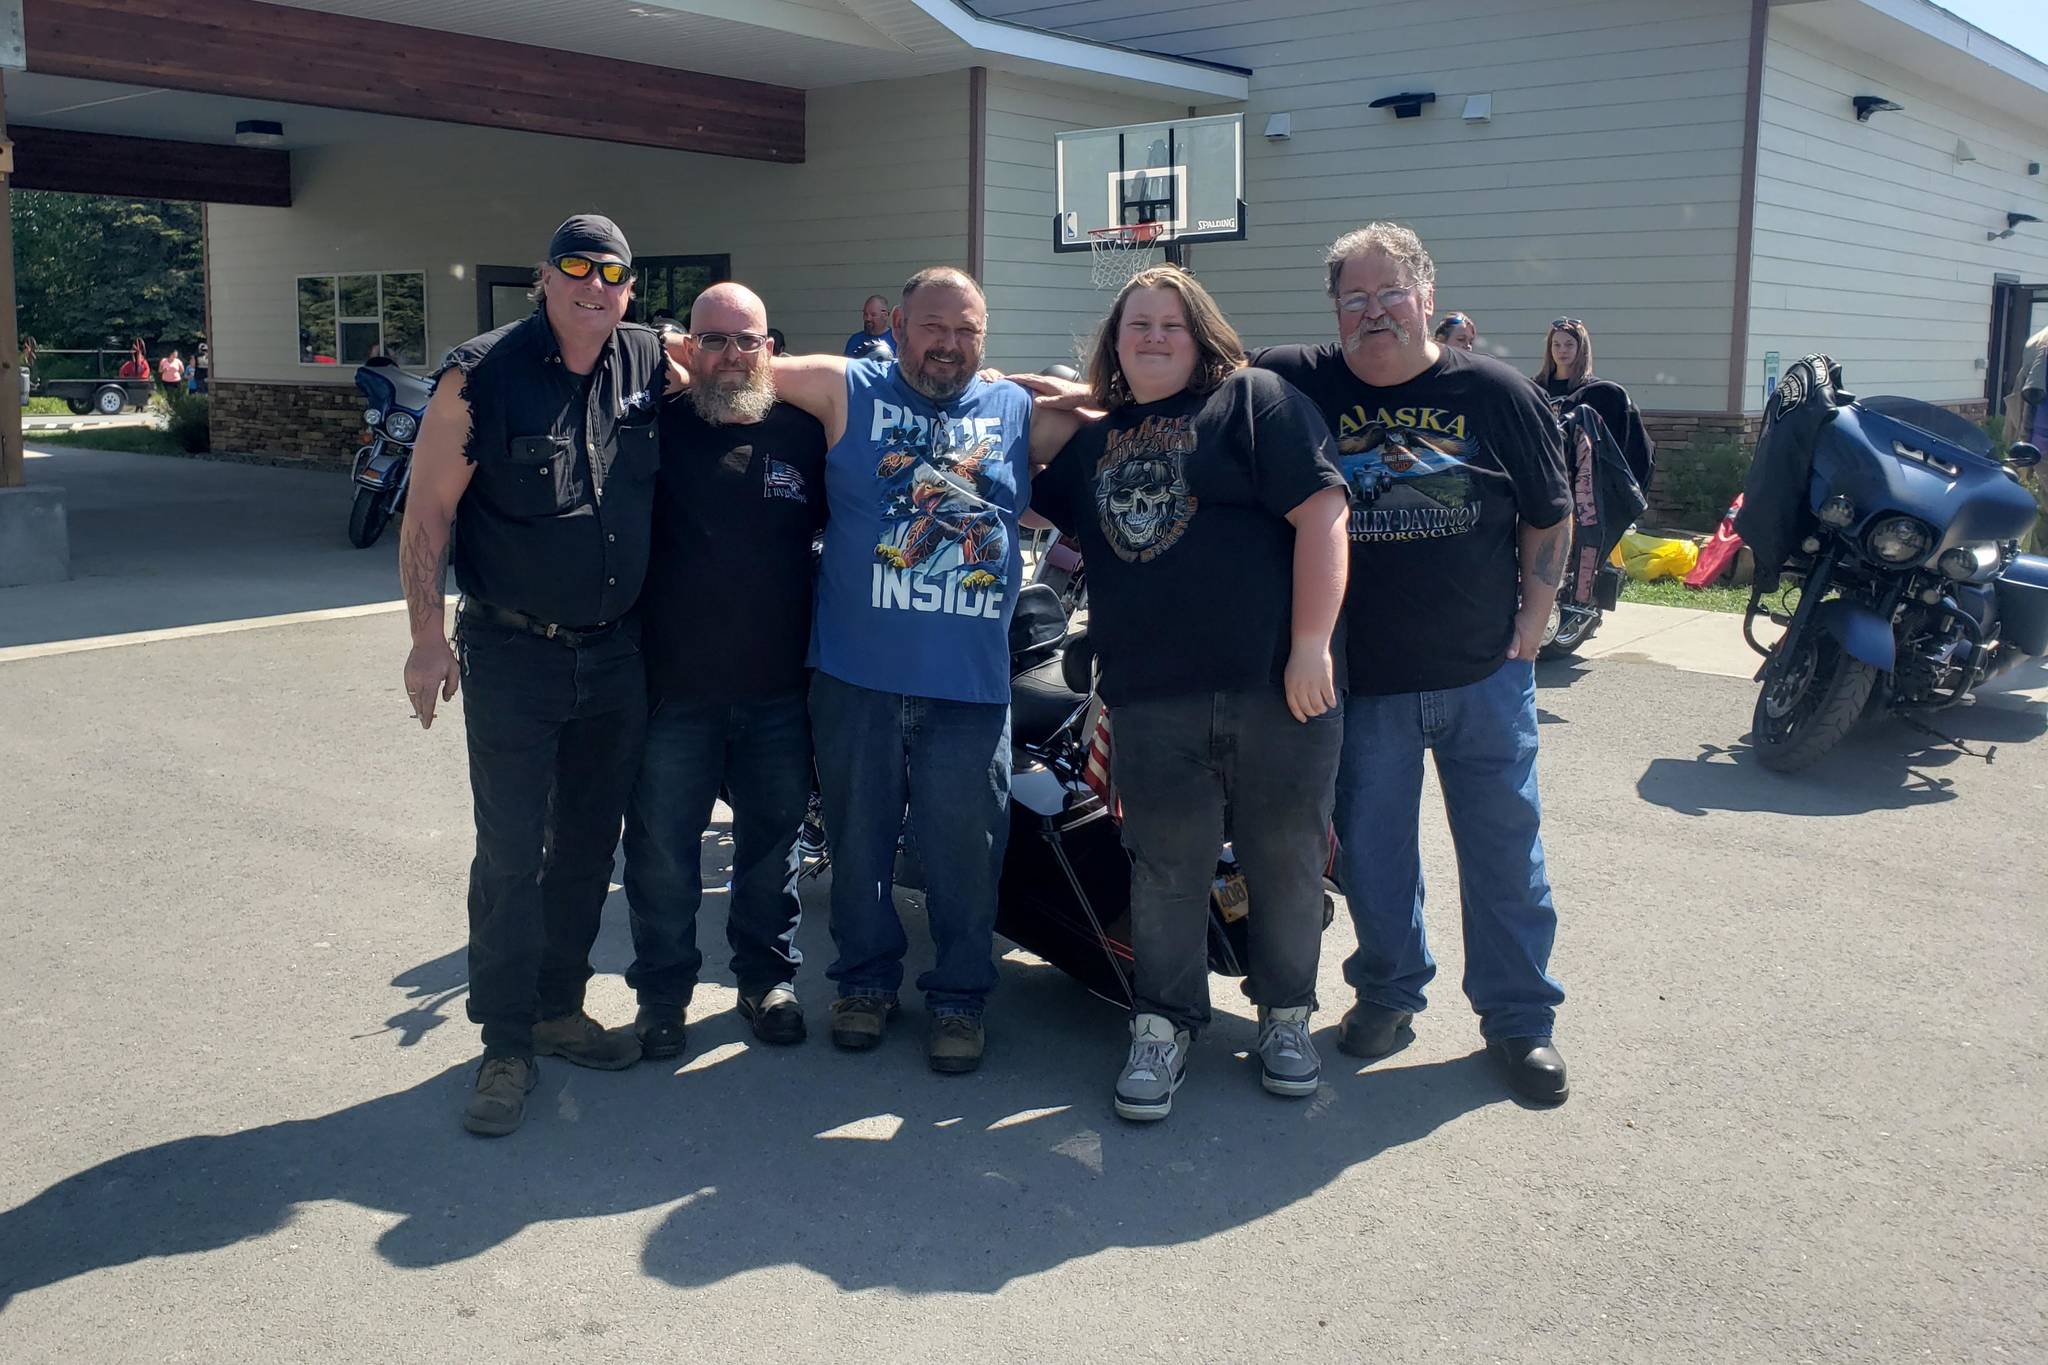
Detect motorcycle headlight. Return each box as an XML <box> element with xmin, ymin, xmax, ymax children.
<box><xmin>383</xmin><ymin>410</ymin><xmax>419</xmax><ymax>442</ymax></box>
<box><xmin>1938</xmin><ymin>543</ymin><xmax>2000</xmax><ymax>582</ymax></box>
<box><xmin>363</xmin><ymin>408</ymin><xmax>382</xmax><ymax>428</ymax></box>
<box><xmin>1865</xmin><ymin>515</ymin><xmax>1933</xmax><ymax>564</ymax></box>
<box><xmin>1818</xmin><ymin>493</ymin><xmax>1856</xmax><ymax>527</ymax></box>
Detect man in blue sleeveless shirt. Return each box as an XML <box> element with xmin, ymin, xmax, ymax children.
<box><xmin>678</xmin><ymin>267</ymin><xmax>1078</xmax><ymax>1073</ymax></box>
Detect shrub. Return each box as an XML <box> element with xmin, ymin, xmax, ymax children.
<box><xmin>160</xmin><ymin>390</ymin><xmax>208</xmax><ymax>453</ymax></box>
<box><xmin>1658</xmin><ymin>438</ymin><xmax>1750</xmax><ymax>533</ymax></box>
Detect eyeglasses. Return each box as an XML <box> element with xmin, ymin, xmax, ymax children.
<box><xmin>1440</xmin><ymin>314</ymin><xmax>1470</xmax><ymax>327</ymax></box>
<box><xmin>1337</xmin><ymin>287</ymin><xmax>1416</xmax><ymax>315</ymax></box>
<box><xmin>1551</xmin><ymin>318</ymin><xmax>1584</xmax><ymax>330</ymax></box>
<box><xmin>692</xmin><ymin>331</ymin><xmax>770</xmax><ymax>354</ymax></box>
<box><xmin>552</xmin><ymin>254</ymin><xmax>634</xmax><ymax>287</ymax></box>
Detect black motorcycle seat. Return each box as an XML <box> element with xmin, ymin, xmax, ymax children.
<box><xmin>1012</xmin><ymin>656</ymin><xmax>1087</xmax><ymax>748</ymax></box>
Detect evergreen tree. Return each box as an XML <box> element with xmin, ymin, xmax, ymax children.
<box><xmin>11</xmin><ymin>191</ymin><xmax>206</xmax><ymax>352</ymax></box>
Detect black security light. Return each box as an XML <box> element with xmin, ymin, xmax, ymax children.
<box><xmin>1369</xmin><ymin>92</ymin><xmax>1437</xmax><ymax>120</ymax></box>
<box><xmin>1989</xmin><ymin>212</ymin><xmax>2041</xmax><ymax>241</ymax></box>
<box><xmin>1852</xmin><ymin>95</ymin><xmax>1902</xmax><ymax>122</ymax></box>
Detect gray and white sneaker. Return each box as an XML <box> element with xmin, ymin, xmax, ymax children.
<box><xmin>1257</xmin><ymin>1005</ymin><xmax>1320</xmax><ymax>1097</ymax></box>
<box><xmin>1114</xmin><ymin>1013</ymin><xmax>1191</xmax><ymax>1122</ymax></box>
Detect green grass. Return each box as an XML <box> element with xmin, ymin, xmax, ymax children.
<box><xmin>1619</xmin><ymin>577</ymin><xmax>1752</xmax><ymax>614</ymax></box>
<box><xmin>24</xmin><ymin>396</ymin><xmax>72</xmax><ymax>415</ymax></box>
<box><xmin>24</xmin><ymin>425</ymin><xmax>189</xmax><ymax>456</ymax></box>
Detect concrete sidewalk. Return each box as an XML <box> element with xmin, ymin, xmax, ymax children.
<box><xmin>1580</xmin><ymin>598</ymin><xmax>2048</xmax><ymax>704</ymax></box>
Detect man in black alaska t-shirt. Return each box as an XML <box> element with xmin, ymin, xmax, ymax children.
<box><xmin>621</xmin><ymin>285</ymin><xmax>826</xmax><ymax>1056</ymax></box>
<box><xmin>1251</xmin><ymin>223</ymin><xmax>1575</xmax><ymax>1106</ymax></box>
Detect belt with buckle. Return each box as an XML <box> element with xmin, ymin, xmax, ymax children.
<box><xmin>460</xmin><ymin>598</ymin><xmax>618</xmax><ymax>647</ymax></box>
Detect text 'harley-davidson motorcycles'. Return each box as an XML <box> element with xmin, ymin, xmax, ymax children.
<box><xmin>1735</xmin><ymin>355</ymin><xmax>2048</xmax><ymax>772</ymax></box>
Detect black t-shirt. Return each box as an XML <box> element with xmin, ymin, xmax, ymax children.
<box><xmin>640</xmin><ymin>398</ymin><xmax>828</xmax><ymax>701</ymax></box>
<box><xmin>1031</xmin><ymin>367</ymin><xmax>1344</xmax><ymax>706</ymax></box>
<box><xmin>1251</xmin><ymin>344</ymin><xmax>1569</xmax><ymax>696</ymax></box>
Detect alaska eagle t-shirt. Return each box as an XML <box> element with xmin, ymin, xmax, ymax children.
<box><xmin>1031</xmin><ymin>367</ymin><xmax>1344</xmax><ymax>706</ymax></box>
<box><xmin>1252</xmin><ymin>344</ymin><xmax>1569</xmax><ymax>696</ymax></box>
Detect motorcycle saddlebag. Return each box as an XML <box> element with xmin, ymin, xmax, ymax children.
<box><xmin>1995</xmin><ymin>553</ymin><xmax>2048</xmax><ymax>658</ymax></box>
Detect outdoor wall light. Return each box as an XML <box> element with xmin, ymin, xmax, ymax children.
<box><xmin>1852</xmin><ymin>95</ymin><xmax>1902</xmax><ymax>122</ymax></box>
<box><xmin>234</xmin><ymin>119</ymin><xmax>286</xmax><ymax>148</ymax></box>
<box><xmin>1369</xmin><ymin>92</ymin><xmax>1436</xmax><ymax>119</ymax></box>
<box><xmin>1988</xmin><ymin>212</ymin><xmax>2040</xmax><ymax>241</ymax></box>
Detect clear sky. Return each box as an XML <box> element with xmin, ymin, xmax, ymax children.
<box><xmin>1935</xmin><ymin>1</ymin><xmax>2048</xmax><ymax>64</ymax></box>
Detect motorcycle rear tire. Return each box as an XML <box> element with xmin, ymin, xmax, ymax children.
<box><xmin>348</xmin><ymin>486</ymin><xmax>394</xmax><ymax>549</ymax></box>
<box><xmin>1752</xmin><ymin>629</ymin><xmax>1877</xmax><ymax>773</ymax></box>
<box><xmin>1538</xmin><ymin>610</ymin><xmax>1601</xmax><ymax>661</ymax></box>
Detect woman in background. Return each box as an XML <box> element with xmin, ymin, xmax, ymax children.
<box><xmin>1537</xmin><ymin>317</ymin><xmax>1654</xmax><ymax>492</ymax></box>
<box><xmin>1433</xmin><ymin>312</ymin><xmax>1477</xmax><ymax>352</ymax></box>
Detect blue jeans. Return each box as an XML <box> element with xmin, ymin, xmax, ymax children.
<box><xmin>622</xmin><ymin>690</ymin><xmax>812</xmax><ymax>1006</ymax></box>
<box><xmin>1334</xmin><ymin>659</ymin><xmax>1565</xmax><ymax>1041</ymax></box>
<box><xmin>808</xmin><ymin>670</ymin><xmax>1010</xmax><ymax>1017</ymax></box>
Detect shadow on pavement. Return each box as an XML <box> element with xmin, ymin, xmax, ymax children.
<box><xmin>1634</xmin><ymin>701</ymin><xmax>2047</xmax><ymax>817</ymax></box>
<box><xmin>0</xmin><ymin>821</ymin><xmax>1511</xmax><ymax>1304</ymax></box>
<box><xmin>0</xmin><ymin>969</ymin><xmax>1504</xmax><ymax>1305</ymax></box>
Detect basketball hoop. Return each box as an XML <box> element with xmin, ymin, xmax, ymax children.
<box><xmin>1087</xmin><ymin>222</ymin><xmax>1166</xmax><ymax>290</ymax></box>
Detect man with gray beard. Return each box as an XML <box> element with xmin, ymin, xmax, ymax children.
<box><xmin>621</xmin><ymin>282</ymin><xmax>827</xmax><ymax>1055</ymax></box>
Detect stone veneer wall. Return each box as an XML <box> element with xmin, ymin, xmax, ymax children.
<box><xmin>208</xmin><ymin>381</ymin><xmax>369</xmax><ymax>470</ymax></box>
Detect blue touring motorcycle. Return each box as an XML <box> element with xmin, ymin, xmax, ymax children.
<box><xmin>1735</xmin><ymin>355</ymin><xmax>2048</xmax><ymax>772</ymax></box>
<box><xmin>346</xmin><ymin>358</ymin><xmax>434</xmax><ymax>549</ymax></box>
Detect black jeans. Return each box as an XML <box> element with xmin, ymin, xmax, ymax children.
<box><xmin>621</xmin><ymin>689</ymin><xmax>812</xmax><ymax>1006</ymax></box>
<box><xmin>1111</xmin><ymin>689</ymin><xmax>1341</xmax><ymax>1033</ymax></box>
<box><xmin>457</xmin><ymin>615</ymin><xmax>647</xmax><ymax>1058</ymax></box>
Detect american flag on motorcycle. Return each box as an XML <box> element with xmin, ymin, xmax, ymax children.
<box><xmin>1084</xmin><ymin>706</ymin><xmax>1119</xmax><ymax>821</ymax></box>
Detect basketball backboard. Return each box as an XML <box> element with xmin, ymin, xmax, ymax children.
<box><xmin>1052</xmin><ymin>112</ymin><xmax>1245</xmax><ymax>253</ymax></box>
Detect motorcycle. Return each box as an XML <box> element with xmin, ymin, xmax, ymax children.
<box><xmin>346</xmin><ymin>358</ymin><xmax>433</xmax><ymax>548</ymax></box>
<box><xmin>1735</xmin><ymin>354</ymin><xmax>2048</xmax><ymax>772</ymax></box>
<box><xmin>1538</xmin><ymin>389</ymin><xmax>1648</xmax><ymax>661</ymax></box>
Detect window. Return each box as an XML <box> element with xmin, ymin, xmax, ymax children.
<box><xmin>628</xmin><ymin>255</ymin><xmax>730</xmax><ymax>327</ymax></box>
<box><xmin>297</xmin><ymin>271</ymin><xmax>428</xmax><ymax>366</ymax></box>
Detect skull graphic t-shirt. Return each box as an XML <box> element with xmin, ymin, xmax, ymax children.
<box><xmin>1032</xmin><ymin>367</ymin><xmax>1344</xmax><ymax>706</ymax></box>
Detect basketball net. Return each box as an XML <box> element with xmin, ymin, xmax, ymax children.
<box><xmin>1087</xmin><ymin>223</ymin><xmax>1166</xmax><ymax>291</ymax></box>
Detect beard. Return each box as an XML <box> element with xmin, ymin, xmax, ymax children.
<box><xmin>902</xmin><ymin>348</ymin><xmax>976</xmax><ymax>405</ymax></box>
<box><xmin>690</xmin><ymin>365</ymin><xmax>776</xmax><ymax>425</ymax></box>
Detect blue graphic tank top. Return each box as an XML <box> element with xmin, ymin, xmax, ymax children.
<box><xmin>810</xmin><ymin>360</ymin><xmax>1034</xmax><ymax>704</ymax></box>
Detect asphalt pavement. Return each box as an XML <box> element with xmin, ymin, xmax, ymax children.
<box><xmin>0</xmin><ymin>455</ymin><xmax>2044</xmax><ymax>1362</ymax></box>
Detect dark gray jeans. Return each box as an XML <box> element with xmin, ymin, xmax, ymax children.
<box><xmin>1111</xmin><ymin>688</ymin><xmax>1341</xmax><ymax>1033</ymax></box>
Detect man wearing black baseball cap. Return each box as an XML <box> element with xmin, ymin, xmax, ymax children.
<box><xmin>398</xmin><ymin>213</ymin><xmax>667</xmax><ymax>1136</ymax></box>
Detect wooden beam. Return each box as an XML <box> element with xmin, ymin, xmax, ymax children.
<box><xmin>23</xmin><ymin>0</ymin><xmax>805</xmax><ymax>164</ymax></box>
<box><xmin>11</xmin><ymin>125</ymin><xmax>289</xmax><ymax>205</ymax></box>
<box><xmin>1</xmin><ymin>73</ymin><xmax>24</xmax><ymax>491</ymax></box>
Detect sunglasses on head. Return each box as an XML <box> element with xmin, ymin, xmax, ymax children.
<box><xmin>692</xmin><ymin>331</ymin><xmax>770</xmax><ymax>354</ymax></box>
<box><xmin>1551</xmin><ymin>318</ymin><xmax>1584</xmax><ymax>330</ymax></box>
<box><xmin>553</xmin><ymin>254</ymin><xmax>634</xmax><ymax>287</ymax></box>
<box><xmin>1441</xmin><ymin>314</ymin><xmax>1470</xmax><ymax>327</ymax></box>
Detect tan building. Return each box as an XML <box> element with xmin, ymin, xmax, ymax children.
<box><xmin>8</xmin><ymin>0</ymin><xmax>2047</xmax><ymax>464</ymax></box>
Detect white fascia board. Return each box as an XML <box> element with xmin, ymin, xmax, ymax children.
<box><xmin>1840</xmin><ymin>0</ymin><xmax>2048</xmax><ymax>97</ymax></box>
<box><xmin>627</xmin><ymin>0</ymin><xmax>907</xmax><ymax>51</ymax></box>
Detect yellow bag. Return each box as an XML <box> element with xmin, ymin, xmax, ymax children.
<box><xmin>1610</xmin><ymin>532</ymin><xmax>1700</xmax><ymax>583</ymax></box>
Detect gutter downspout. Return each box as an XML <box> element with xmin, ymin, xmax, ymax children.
<box><xmin>1726</xmin><ymin>0</ymin><xmax>1768</xmax><ymax>414</ymax></box>
<box><xmin>968</xmin><ymin>66</ymin><xmax>987</xmax><ymax>280</ymax></box>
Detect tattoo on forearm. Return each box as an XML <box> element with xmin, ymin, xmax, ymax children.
<box><xmin>1528</xmin><ymin>523</ymin><xmax>1571</xmax><ymax>590</ymax></box>
<box><xmin>399</xmin><ymin>517</ymin><xmax>449</xmax><ymax>639</ymax></box>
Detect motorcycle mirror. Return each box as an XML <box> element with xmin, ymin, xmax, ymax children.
<box><xmin>2008</xmin><ymin>442</ymin><xmax>2042</xmax><ymax>471</ymax></box>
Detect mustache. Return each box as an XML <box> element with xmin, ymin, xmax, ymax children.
<box><xmin>1344</xmin><ymin>317</ymin><xmax>1411</xmax><ymax>351</ymax></box>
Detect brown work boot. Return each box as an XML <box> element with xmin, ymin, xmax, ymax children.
<box><xmin>829</xmin><ymin>995</ymin><xmax>897</xmax><ymax>1051</ymax></box>
<box><xmin>463</xmin><ymin>1055</ymin><xmax>538</xmax><ymax>1137</ymax></box>
<box><xmin>927</xmin><ymin>1013</ymin><xmax>985</xmax><ymax>1074</ymax></box>
<box><xmin>533</xmin><ymin>1010</ymin><xmax>642</xmax><ymax>1070</ymax></box>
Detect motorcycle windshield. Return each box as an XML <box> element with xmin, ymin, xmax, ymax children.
<box><xmin>1856</xmin><ymin>395</ymin><xmax>1992</xmax><ymax>460</ymax></box>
